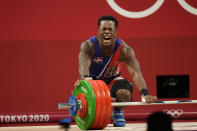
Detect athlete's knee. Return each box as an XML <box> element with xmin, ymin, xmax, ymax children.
<box><xmin>110</xmin><ymin>79</ymin><xmax>133</xmax><ymax>99</ymax></box>
<box><xmin>116</xmin><ymin>89</ymin><xmax>132</xmax><ymax>102</ymax></box>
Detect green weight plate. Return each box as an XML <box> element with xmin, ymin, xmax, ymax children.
<box><xmin>73</xmin><ymin>80</ymin><xmax>96</xmax><ymax>130</ymax></box>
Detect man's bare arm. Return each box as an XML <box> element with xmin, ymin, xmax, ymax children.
<box><xmin>120</xmin><ymin>43</ymin><xmax>147</xmax><ymax>91</ymax></box>
<box><xmin>120</xmin><ymin>43</ymin><xmax>157</xmax><ymax>103</ymax></box>
<box><xmin>78</xmin><ymin>40</ymin><xmax>94</xmax><ymax>79</ymax></box>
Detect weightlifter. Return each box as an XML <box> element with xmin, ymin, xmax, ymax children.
<box><xmin>75</xmin><ymin>15</ymin><xmax>157</xmax><ymax>127</ymax></box>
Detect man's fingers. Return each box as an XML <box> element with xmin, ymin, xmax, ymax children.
<box><xmin>144</xmin><ymin>95</ymin><xmax>157</xmax><ymax>103</ymax></box>
<box><xmin>74</xmin><ymin>78</ymin><xmax>93</xmax><ymax>87</ymax></box>
<box><xmin>145</xmin><ymin>96</ymin><xmax>151</xmax><ymax>103</ymax></box>
<box><xmin>153</xmin><ymin>96</ymin><xmax>157</xmax><ymax>101</ymax></box>
<box><xmin>83</xmin><ymin>77</ymin><xmax>92</xmax><ymax>80</ymax></box>
<box><xmin>149</xmin><ymin>96</ymin><xmax>157</xmax><ymax>103</ymax></box>
<box><xmin>75</xmin><ymin>80</ymin><xmax>80</xmax><ymax>87</ymax></box>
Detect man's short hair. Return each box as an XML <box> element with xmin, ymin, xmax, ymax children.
<box><xmin>97</xmin><ymin>15</ymin><xmax>118</xmax><ymax>29</ymax></box>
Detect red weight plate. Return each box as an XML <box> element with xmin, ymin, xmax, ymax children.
<box><xmin>77</xmin><ymin>93</ymin><xmax>87</xmax><ymax>118</ymax></box>
<box><xmin>95</xmin><ymin>80</ymin><xmax>107</xmax><ymax>129</ymax></box>
<box><xmin>88</xmin><ymin>80</ymin><xmax>102</xmax><ymax>129</ymax></box>
<box><xmin>99</xmin><ymin>80</ymin><xmax>112</xmax><ymax>128</ymax></box>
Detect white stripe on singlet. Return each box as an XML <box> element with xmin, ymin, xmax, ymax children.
<box><xmin>96</xmin><ymin>54</ymin><xmax>113</xmax><ymax>79</ymax></box>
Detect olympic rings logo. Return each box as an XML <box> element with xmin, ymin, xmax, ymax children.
<box><xmin>163</xmin><ymin>109</ymin><xmax>183</xmax><ymax>118</ymax></box>
<box><xmin>106</xmin><ymin>0</ymin><xmax>197</xmax><ymax>18</ymax></box>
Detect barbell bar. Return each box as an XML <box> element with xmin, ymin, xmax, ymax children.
<box><xmin>58</xmin><ymin>100</ymin><xmax>197</xmax><ymax>110</ymax></box>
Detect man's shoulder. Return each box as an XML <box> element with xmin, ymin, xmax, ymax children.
<box><xmin>88</xmin><ymin>36</ymin><xmax>97</xmax><ymax>40</ymax></box>
<box><xmin>119</xmin><ymin>41</ymin><xmax>135</xmax><ymax>61</ymax></box>
<box><xmin>80</xmin><ymin>39</ymin><xmax>94</xmax><ymax>55</ymax></box>
<box><xmin>88</xmin><ymin>36</ymin><xmax>98</xmax><ymax>44</ymax></box>
<box><xmin>116</xmin><ymin>37</ymin><xmax>126</xmax><ymax>43</ymax></box>
<box><xmin>120</xmin><ymin>43</ymin><xmax>133</xmax><ymax>53</ymax></box>
<box><xmin>81</xmin><ymin>40</ymin><xmax>93</xmax><ymax>48</ymax></box>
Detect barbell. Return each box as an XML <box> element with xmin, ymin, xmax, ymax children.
<box><xmin>58</xmin><ymin>80</ymin><xmax>197</xmax><ymax>130</ymax></box>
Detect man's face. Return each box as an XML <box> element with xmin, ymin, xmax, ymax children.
<box><xmin>98</xmin><ymin>20</ymin><xmax>117</xmax><ymax>47</ymax></box>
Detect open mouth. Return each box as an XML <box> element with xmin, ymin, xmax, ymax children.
<box><xmin>103</xmin><ymin>37</ymin><xmax>111</xmax><ymax>42</ymax></box>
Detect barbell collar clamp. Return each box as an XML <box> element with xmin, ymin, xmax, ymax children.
<box><xmin>58</xmin><ymin>101</ymin><xmax>83</xmax><ymax>110</ymax></box>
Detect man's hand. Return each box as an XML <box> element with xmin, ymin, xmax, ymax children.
<box><xmin>74</xmin><ymin>80</ymin><xmax>81</xmax><ymax>87</ymax></box>
<box><xmin>74</xmin><ymin>77</ymin><xmax>92</xmax><ymax>87</ymax></box>
<box><xmin>142</xmin><ymin>95</ymin><xmax>157</xmax><ymax>103</ymax></box>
